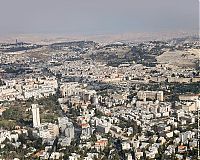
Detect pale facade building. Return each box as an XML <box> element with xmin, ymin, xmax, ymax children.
<box><xmin>32</xmin><ymin>104</ymin><xmax>40</xmax><ymax>128</ymax></box>
<box><xmin>137</xmin><ymin>91</ymin><xmax>164</xmax><ymax>101</ymax></box>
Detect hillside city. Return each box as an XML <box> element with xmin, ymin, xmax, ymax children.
<box><xmin>0</xmin><ymin>36</ymin><xmax>199</xmax><ymax>160</ymax></box>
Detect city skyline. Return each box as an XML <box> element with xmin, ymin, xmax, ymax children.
<box><xmin>0</xmin><ymin>1</ymin><xmax>199</xmax><ymax>159</ymax></box>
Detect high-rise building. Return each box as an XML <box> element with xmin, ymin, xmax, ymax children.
<box><xmin>58</xmin><ymin>117</ymin><xmax>69</xmax><ymax>133</ymax></box>
<box><xmin>32</xmin><ymin>104</ymin><xmax>41</xmax><ymax>128</ymax></box>
<box><xmin>64</xmin><ymin>122</ymin><xmax>74</xmax><ymax>139</ymax></box>
<box><xmin>58</xmin><ymin>117</ymin><xmax>74</xmax><ymax>139</ymax></box>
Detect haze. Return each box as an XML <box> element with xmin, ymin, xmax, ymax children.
<box><xmin>0</xmin><ymin>0</ymin><xmax>198</xmax><ymax>36</ymax></box>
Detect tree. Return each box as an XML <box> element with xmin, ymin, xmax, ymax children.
<box><xmin>28</xmin><ymin>129</ymin><xmax>35</xmax><ymax>141</ymax></box>
<box><xmin>171</xmin><ymin>73</ymin><xmax>176</xmax><ymax>77</ymax></box>
<box><xmin>93</xmin><ymin>155</ymin><xmax>98</xmax><ymax>160</ymax></box>
<box><xmin>2</xmin><ymin>107</ymin><xmax>22</xmax><ymax>120</ymax></box>
<box><xmin>0</xmin><ymin>79</ymin><xmax>5</xmax><ymax>86</ymax></box>
<box><xmin>63</xmin><ymin>153</ymin><xmax>70</xmax><ymax>160</ymax></box>
<box><xmin>110</xmin><ymin>150</ymin><xmax>120</xmax><ymax>160</ymax></box>
<box><xmin>103</xmin><ymin>146</ymin><xmax>110</xmax><ymax>156</ymax></box>
<box><xmin>90</xmin><ymin>134</ymin><xmax>97</xmax><ymax>143</ymax></box>
<box><xmin>33</xmin><ymin>138</ymin><xmax>44</xmax><ymax>149</ymax></box>
<box><xmin>3</xmin><ymin>137</ymin><xmax>10</xmax><ymax>144</ymax></box>
<box><xmin>18</xmin><ymin>133</ymin><xmax>27</xmax><ymax>144</ymax></box>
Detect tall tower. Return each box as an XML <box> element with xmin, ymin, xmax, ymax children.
<box><xmin>32</xmin><ymin>104</ymin><xmax>40</xmax><ymax>128</ymax></box>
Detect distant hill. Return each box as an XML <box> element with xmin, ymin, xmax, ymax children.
<box><xmin>0</xmin><ymin>31</ymin><xmax>198</xmax><ymax>44</ymax></box>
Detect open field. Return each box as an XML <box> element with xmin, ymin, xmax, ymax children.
<box><xmin>156</xmin><ymin>49</ymin><xmax>199</xmax><ymax>68</ymax></box>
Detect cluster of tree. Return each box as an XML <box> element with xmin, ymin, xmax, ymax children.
<box><xmin>0</xmin><ymin>119</ymin><xmax>16</xmax><ymax>130</ymax></box>
<box><xmin>36</xmin><ymin>94</ymin><xmax>60</xmax><ymax>111</ymax></box>
<box><xmin>0</xmin><ymin>79</ymin><xmax>5</xmax><ymax>86</ymax></box>
<box><xmin>4</xmin><ymin>67</ymin><xmax>25</xmax><ymax>74</ymax></box>
<box><xmin>0</xmin><ymin>129</ymin><xmax>44</xmax><ymax>159</ymax></box>
<box><xmin>118</xmin><ymin>117</ymin><xmax>142</xmax><ymax>135</ymax></box>
<box><xmin>2</xmin><ymin>107</ymin><xmax>23</xmax><ymax>121</ymax></box>
<box><xmin>169</xmin><ymin>82</ymin><xmax>199</xmax><ymax>94</ymax></box>
<box><xmin>95</xmin><ymin>109</ymin><xmax>104</xmax><ymax>118</ymax></box>
<box><xmin>50</xmin><ymin>41</ymin><xmax>96</xmax><ymax>51</ymax></box>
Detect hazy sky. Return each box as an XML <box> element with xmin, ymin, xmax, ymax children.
<box><xmin>0</xmin><ymin>0</ymin><xmax>198</xmax><ymax>35</ymax></box>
